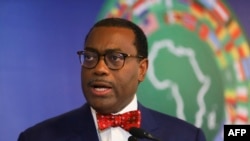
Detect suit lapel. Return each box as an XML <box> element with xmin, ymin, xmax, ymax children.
<box><xmin>138</xmin><ymin>103</ymin><xmax>158</xmax><ymax>133</ymax></box>
<box><xmin>69</xmin><ymin>104</ymin><xmax>99</xmax><ymax>141</ymax></box>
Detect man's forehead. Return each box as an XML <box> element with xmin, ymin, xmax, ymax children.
<box><xmin>85</xmin><ymin>26</ymin><xmax>137</xmax><ymax>53</ymax></box>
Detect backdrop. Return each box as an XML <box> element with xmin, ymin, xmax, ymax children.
<box><xmin>0</xmin><ymin>0</ymin><xmax>249</xmax><ymax>141</ymax></box>
<box><xmin>96</xmin><ymin>1</ymin><xmax>250</xmax><ymax>141</ymax></box>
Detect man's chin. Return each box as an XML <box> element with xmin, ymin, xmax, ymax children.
<box><xmin>90</xmin><ymin>102</ymin><xmax>117</xmax><ymax>114</ymax></box>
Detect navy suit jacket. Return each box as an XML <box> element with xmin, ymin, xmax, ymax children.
<box><xmin>18</xmin><ymin>103</ymin><xmax>206</xmax><ymax>141</ymax></box>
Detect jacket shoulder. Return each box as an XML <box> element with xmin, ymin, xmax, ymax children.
<box><xmin>18</xmin><ymin>104</ymin><xmax>92</xmax><ymax>141</ymax></box>
<box><xmin>139</xmin><ymin>104</ymin><xmax>206</xmax><ymax>141</ymax></box>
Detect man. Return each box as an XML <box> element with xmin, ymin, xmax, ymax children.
<box><xmin>18</xmin><ymin>18</ymin><xmax>206</xmax><ymax>141</ymax></box>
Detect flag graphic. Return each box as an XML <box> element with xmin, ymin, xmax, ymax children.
<box><xmin>236</xmin><ymin>106</ymin><xmax>249</xmax><ymax>123</ymax></box>
<box><xmin>140</xmin><ymin>13</ymin><xmax>159</xmax><ymax>35</ymax></box>
<box><xmin>242</xmin><ymin>57</ymin><xmax>250</xmax><ymax>80</ymax></box>
<box><xmin>190</xmin><ymin>2</ymin><xmax>204</xmax><ymax>18</ymax></box>
<box><xmin>211</xmin><ymin>1</ymin><xmax>230</xmax><ymax>23</ymax></box>
<box><xmin>234</xmin><ymin>61</ymin><xmax>246</xmax><ymax>81</ymax></box>
<box><xmin>236</xmin><ymin>86</ymin><xmax>248</xmax><ymax>102</ymax></box>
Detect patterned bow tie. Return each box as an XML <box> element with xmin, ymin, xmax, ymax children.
<box><xmin>96</xmin><ymin>110</ymin><xmax>141</xmax><ymax>131</ymax></box>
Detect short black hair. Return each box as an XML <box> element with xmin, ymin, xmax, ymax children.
<box><xmin>84</xmin><ymin>17</ymin><xmax>148</xmax><ymax>58</ymax></box>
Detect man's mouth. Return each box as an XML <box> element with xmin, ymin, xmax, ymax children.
<box><xmin>89</xmin><ymin>80</ymin><xmax>112</xmax><ymax>96</ymax></box>
<box><xmin>91</xmin><ymin>86</ymin><xmax>112</xmax><ymax>96</ymax></box>
<box><xmin>94</xmin><ymin>87</ymin><xmax>110</xmax><ymax>91</ymax></box>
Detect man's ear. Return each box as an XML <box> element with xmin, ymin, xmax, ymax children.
<box><xmin>138</xmin><ymin>58</ymin><xmax>148</xmax><ymax>82</ymax></box>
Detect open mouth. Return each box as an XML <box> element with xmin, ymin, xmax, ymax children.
<box><xmin>93</xmin><ymin>87</ymin><xmax>110</xmax><ymax>91</ymax></box>
<box><xmin>89</xmin><ymin>80</ymin><xmax>112</xmax><ymax>96</ymax></box>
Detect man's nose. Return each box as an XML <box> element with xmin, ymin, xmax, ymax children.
<box><xmin>93</xmin><ymin>57</ymin><xmax>109</xmax><ymax>75</ymax></box>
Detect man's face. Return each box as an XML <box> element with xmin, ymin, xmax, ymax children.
<box><xmin>81</xmin><ymin>27</ymin><xmax>148</xmax><ymax>114</ymax></box>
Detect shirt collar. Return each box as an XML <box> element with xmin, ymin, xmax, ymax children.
<box><xmin>90</xmin><ymin>95</ymin><xmax>138</xmax><ymax>127</ymax></box>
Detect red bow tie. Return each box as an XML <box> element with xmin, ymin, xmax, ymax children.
<box><xmin>96</xmin><ymin>110</ymin><xmax>141</xmax><ymax>131</ymax></box>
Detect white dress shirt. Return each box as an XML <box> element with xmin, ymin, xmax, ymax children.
<box><xmin>91</xmin><ymin>95</ymin><xmax>138</xmax><ymax>141</ymax></box>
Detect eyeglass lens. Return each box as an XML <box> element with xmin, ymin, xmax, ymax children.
<box><xmin>79</xmin><ymin>51</ymin><xmax>126</xmax><ymax>69</ymax></box>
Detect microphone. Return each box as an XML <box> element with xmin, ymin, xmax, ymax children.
<box><xmin>129</xmin><ymin>127</ymin><xmax>160</xmax><ymax>141</ymax></box>
<box><xmin>128</xmin><ymin>136</ymin><xmax>137</xmax><ymax>141</ymax></box>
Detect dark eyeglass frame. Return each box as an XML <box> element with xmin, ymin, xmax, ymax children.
<box><xmin>77</xmin><ymin>50</ymin><xmax>144</xmax><ymax>70</ymax></box>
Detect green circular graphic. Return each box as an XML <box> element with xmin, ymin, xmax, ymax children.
<box><xmin>98</xmin><ymin>1</ymin><xmax>250</xmax><ymax>141</ymax></box>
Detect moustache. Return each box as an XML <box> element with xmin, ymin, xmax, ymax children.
<box><xmin>87</xmin><ymin>78</ymin><xmax>113</xmax><ymax>86</ymax></box>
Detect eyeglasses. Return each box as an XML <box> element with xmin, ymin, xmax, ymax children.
<box><xmin>77</xmin><ymin>50</ymin><xmax>144</xmax><ymax>70</ymax></box>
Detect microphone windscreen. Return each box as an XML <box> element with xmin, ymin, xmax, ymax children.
<box><xmin>128</xmin><ymin>136</ymin><xmax>137</xmax><ymax>141</ymax></box>
<box><xmin>129</xmin><ymin>127</ymin><xmax>160</xmax><ymax>141</ymax></box>
<box><xmin>129</xmin><ymin>127</ymin><xmax>146</xmax><ymax>138</ymax></box>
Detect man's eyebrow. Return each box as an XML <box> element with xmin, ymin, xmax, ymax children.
<box><xmin>84</xmin><ymin>47</ymin><xmax>97</xmax><ymax>52</ymax></box>
<box><xmin>105</xmin><ymin>48</ymin><xmax>122</xmax><ymax>52</ymax></box>
<box><xmin>84</xmin><ymin>47</ymin><xmax>122</xmax><ymax>53</ymax></box>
